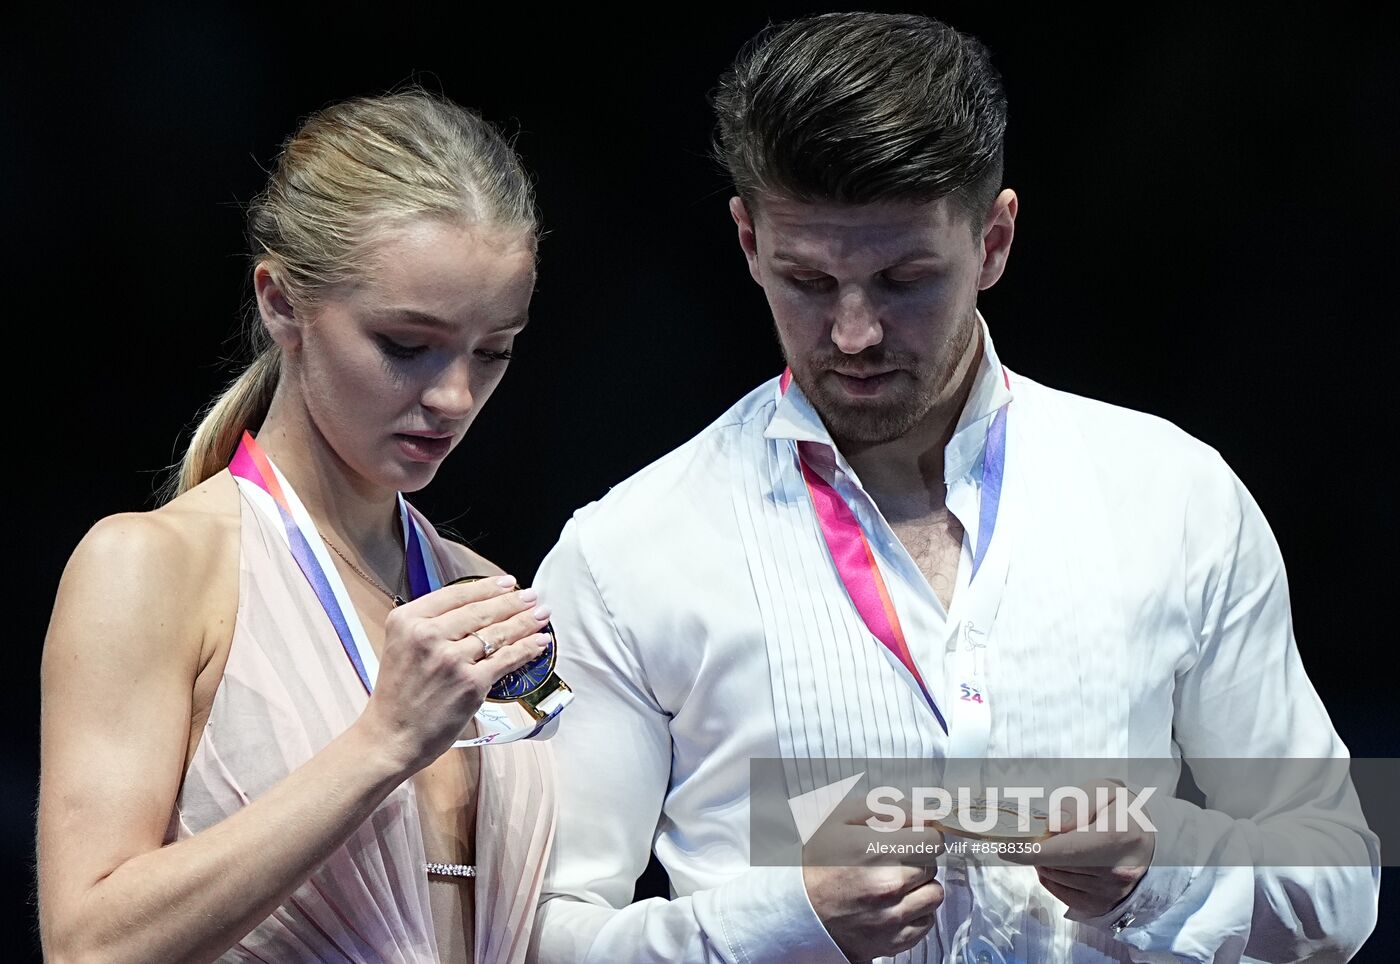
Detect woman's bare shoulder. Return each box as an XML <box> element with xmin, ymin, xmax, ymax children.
<box><xmin>78</xmin><ymin>472</ymin><xmax>239</xmax><ymax>571</ymax></box>
<box><xmin>57</xmin><ymin>472</ymin><xmax>241</xmax><ymax>651</ymax></box>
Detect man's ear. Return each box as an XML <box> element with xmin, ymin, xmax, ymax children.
<box><xmin>730</xmin><ymin>196</ymin><xmax>763</xmax><ymax>286</ymax></box>
<box><xmin>253</xmin><ymin>262</ymin><xmax>301</xmax><ymax>350</ymax></box>
<box><xmin>977</xmin><ymin>188</ymin><xmax>1018</xmax><ymax>291</ymax></box>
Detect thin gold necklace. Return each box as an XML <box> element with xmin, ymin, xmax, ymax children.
<box><xmin>322</xmin><ymin>534</ymin><xmax>407</xmax><ymax>607</ymax></box>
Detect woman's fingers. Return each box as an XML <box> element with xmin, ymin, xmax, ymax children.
<box><xmin>464</xmin><ymin>607</ymin><xmax>551</xmax><ymax>658</ymax></box>
<box><xmin>368</xmin><ymin>576</ymin><xmax>556</xmax><ymax>769</ymax></box>
<box><xmin>441</xmin><ymin>592</ymin><xmax>548</xmax><ymax>649</ymax></box>
<box><xmin>406</xmin><ymin>573</ymin><xmax>518</xmax><ymax>618</ymax></box>
<box><xmin>476</xmin><ymin>630</ymin><xmax>552</xmax><ymax>680</ymax></box>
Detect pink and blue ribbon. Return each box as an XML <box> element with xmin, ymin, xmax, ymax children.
<box><xmin>230</xmin><ymin>431</ymin><xmax>432</xmax><ymax>694</ymax></box>
<box><xmin>780</xmin><ymin>369</ymin><xmax>1010</xmax><ymax>735</ymax></box>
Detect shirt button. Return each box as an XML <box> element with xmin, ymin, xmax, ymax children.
<box><xmin>1112</xmin><ymin>912</ymin><xmax>1137</xmax><ymax>934</ymax></box>
<box><xmin>976</xmin><ymin>953</ymin><xmax>993</xmax><ymax>964</ymax></box>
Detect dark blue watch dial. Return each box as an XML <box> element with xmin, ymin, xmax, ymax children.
<box><xmin>444</xmin><ymin>575</ymin><xmax>558</xmax><ymax>701</ymax></box>
<box><xmin>488</xmin><ymin>623</ymin><xmax>558</xmax><ymax>700</ymax></box>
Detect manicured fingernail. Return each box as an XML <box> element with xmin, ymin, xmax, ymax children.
<box><xmin>495</xmin><ymin>575</ymin><xmax>517</xmax><ymax>588</ymax></box>
<box><xmin>516</xmin><ymin>588</ymin><xmax>539</xmax><ymax>604</ymax></box>
<box><xmin>532</xmin><ymin>605</ymin><xmax>552</xmax><ymax>621</ymax></box>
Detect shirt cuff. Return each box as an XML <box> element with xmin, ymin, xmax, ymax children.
<box><xmin>716</xmin><ymin>865</ymin><xmax>847</xmax><ymax>964</ymax></box>
<box><xmin>1064</xmin><ymin>789</ymin><xmax>1199</xmax><ymax>938</ymax></box>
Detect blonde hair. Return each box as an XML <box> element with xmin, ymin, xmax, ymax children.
<box><xmin>159</xmin><ymin>88</ymin><xmax>538</xmax><ymax>503</ymax></box>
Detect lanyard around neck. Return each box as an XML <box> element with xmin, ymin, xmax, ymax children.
<box><xmin>228</xmin><ymin>431</ymin><xmax>440</xmax><ymax>694</ymax></box>
<box><xmin>228</xmin><ymin>430</ymin><xmax>571</xmax><ymax>747</ymax></box>
<box><xmin>779</xmin><ymin>369</ymin><xmax>1010</xmax><ymax>738</ymax></box>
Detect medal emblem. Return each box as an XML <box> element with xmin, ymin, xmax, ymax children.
<box><xmin>446</xmin><ymin>575</ymin><xmax>572</xmax><ymax>720</ymax></box>
<box><xmin>931</xmin><ymin>798</ymin><xmax>1051</xmax><ymax>843</ymax></box>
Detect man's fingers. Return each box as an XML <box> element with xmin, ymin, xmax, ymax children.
<box><xmin>1035</xmin><ymin>866</ymin><xmax>1119</xmax><ymax>916</ymax></box>
<box><xmin>1053</xmin><ymin>777</ymin><xmax>1127</xmax><ymax>832</ymax></box>
<box><xmin>834</xmin><ymin>789</ymin><xmax>896</xmax><ymax>825</ymax></box>
<box><xmin>1036</xmin><ymin>866</ymin><xmax>1100</xmax><ymax>890</ymax></box>
<box><xmin>1035</xmin><ymin>872</ymin><xmax>1087</xmax><ymax>909</ymax></box>
<box><xmin>897</xmin><ymin>864</ymin><xmax>938</xmax><ymax>891</ymax></box>
<box><xmin>1017</xmin><ymin>827</ymin><xmax>1098</xmax><ymax>863</ymax></box>
<box><xmin>1002</xmin><ymin>809</ymin><xmax>1139</xmax><ymax>867</ymax></box>
<box><xmin>807</xmin><ymin>819</ymin><xmax>943</xmax><ymax>867</ymax></box>
<box><xmin>994</xmin><ymin>831</ymin><xmax>1066</xmax><ymax>866</ymax></box>
<box><xmin>894</xmin><ymin>878</ymin><xmax>945</xmax><ymax>919</ymax></box>
<box><xmin>1032</xmin><ymin>864</ymin><xmax>1104</xmax><ymax>880</ymax></box>
<box><xmin>1037</xmin><ymin>866</ymin><xmax>1136</xmax><ymax>903</ymax></box>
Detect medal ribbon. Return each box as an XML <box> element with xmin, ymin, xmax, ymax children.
<box><xmin>779</xmin><ymin>368</ymin><xmax>1010</xmax><ymax>737</ymax></box>
<box><xmin>229</xmin><ymin>431</ymin><xmax>437</xmax><ymax>694</ymax></box>
<box><xmin>230</xmin><ymin>431</ymin><xmax>567</xmax><ymax>747</ymax></box>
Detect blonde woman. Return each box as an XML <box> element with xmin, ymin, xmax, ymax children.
<box><xmin>38</xmin><ymin>90</ymin><xmax>559</xmax><ymax>963</ymax></box>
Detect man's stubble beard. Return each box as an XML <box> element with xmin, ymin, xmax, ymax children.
<box><xmin>790</xmin><ymin>308</ymin><xmax>979</xmax><ymax>446</ymax></box>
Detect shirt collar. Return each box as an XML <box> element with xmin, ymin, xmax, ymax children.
<box><xmin>764</xmin><ymin>312</ymin><xmax>1012</xmax><ymax>484</ymax></box>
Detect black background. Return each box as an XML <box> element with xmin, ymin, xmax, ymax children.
<box><xmin>11</xmin><ymin>4</ymin><xmax>1397</xmax><ymax>960</ymax></box>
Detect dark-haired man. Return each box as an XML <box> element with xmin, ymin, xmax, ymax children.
<box><xmin>533</xmin><ymin>12</ymin><xmax>1378</xmax><ymax>963</ymax></box>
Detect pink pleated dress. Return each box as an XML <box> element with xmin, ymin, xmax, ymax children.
<box><xmin>165</xmin><ymin>478</ymin><xmax>556</xmax><ymax>963</ymax></box>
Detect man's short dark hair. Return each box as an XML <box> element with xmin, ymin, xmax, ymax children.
<box><xmin>712</xmin><ymin>12</ymin><xmax>1007</xmax><ymax>225</ymax></box>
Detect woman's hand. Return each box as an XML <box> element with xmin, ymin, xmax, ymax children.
<box><xmin>39</xmin><ymin>518</ymin><xmax>549</xmax><ymax>964</ymax></box>
<box><xmin>359</xmin><ymin>575</ymin><xmax>551</xmax><ymax>774</ymax></box>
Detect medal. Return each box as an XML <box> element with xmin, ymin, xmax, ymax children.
<box><xmin>931</xmin><ymin>798</ymin><xmax>1051</xmax><ymax>843</ymax></box>
<box><xmin>228</xmin><ymin>430</ymin><xmax>572</xmax><ymax>745</ymax></box>
<box><xmin>446</xmin><ymin>575</ymin><xmax>573</xmax><ymax>721</ymax></box>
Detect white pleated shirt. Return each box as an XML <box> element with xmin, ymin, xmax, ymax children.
<box><xmin>533</xmin><ymin>321</ymin><xmax>1379</xmax><ymax>964</ymax></box>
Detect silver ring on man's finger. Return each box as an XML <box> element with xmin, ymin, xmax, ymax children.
<box><xmin>468</xmin><ymin>630</ymin><xmax>495</xmax><ymax>657</ymax></box>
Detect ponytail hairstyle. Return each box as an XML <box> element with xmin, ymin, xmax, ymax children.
<box><xmin>159</xmin><ymin>88</ymin><xmax>538</xmax><ymax>503</ymax></box>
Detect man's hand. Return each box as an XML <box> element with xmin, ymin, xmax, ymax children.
<box><xmin>1003</xmin><ymin>778</ymin><xmax>1154</xmax><ymax>917</ymax></box>
<box><xmin>802</xmin><ymin>803</ymin><xmax>946</xmax><ymax>961</ymax></box>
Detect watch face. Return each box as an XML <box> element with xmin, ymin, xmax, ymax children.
<box><xmin>488</xmin><ymin>625</ymin><xmax>558</xmax><ymax>701</ymax></box>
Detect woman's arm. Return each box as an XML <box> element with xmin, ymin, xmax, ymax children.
<box><xmin>38</xmin><ymin>511</ymin><xmax>549</xmax><ymax>964</ymax></box>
